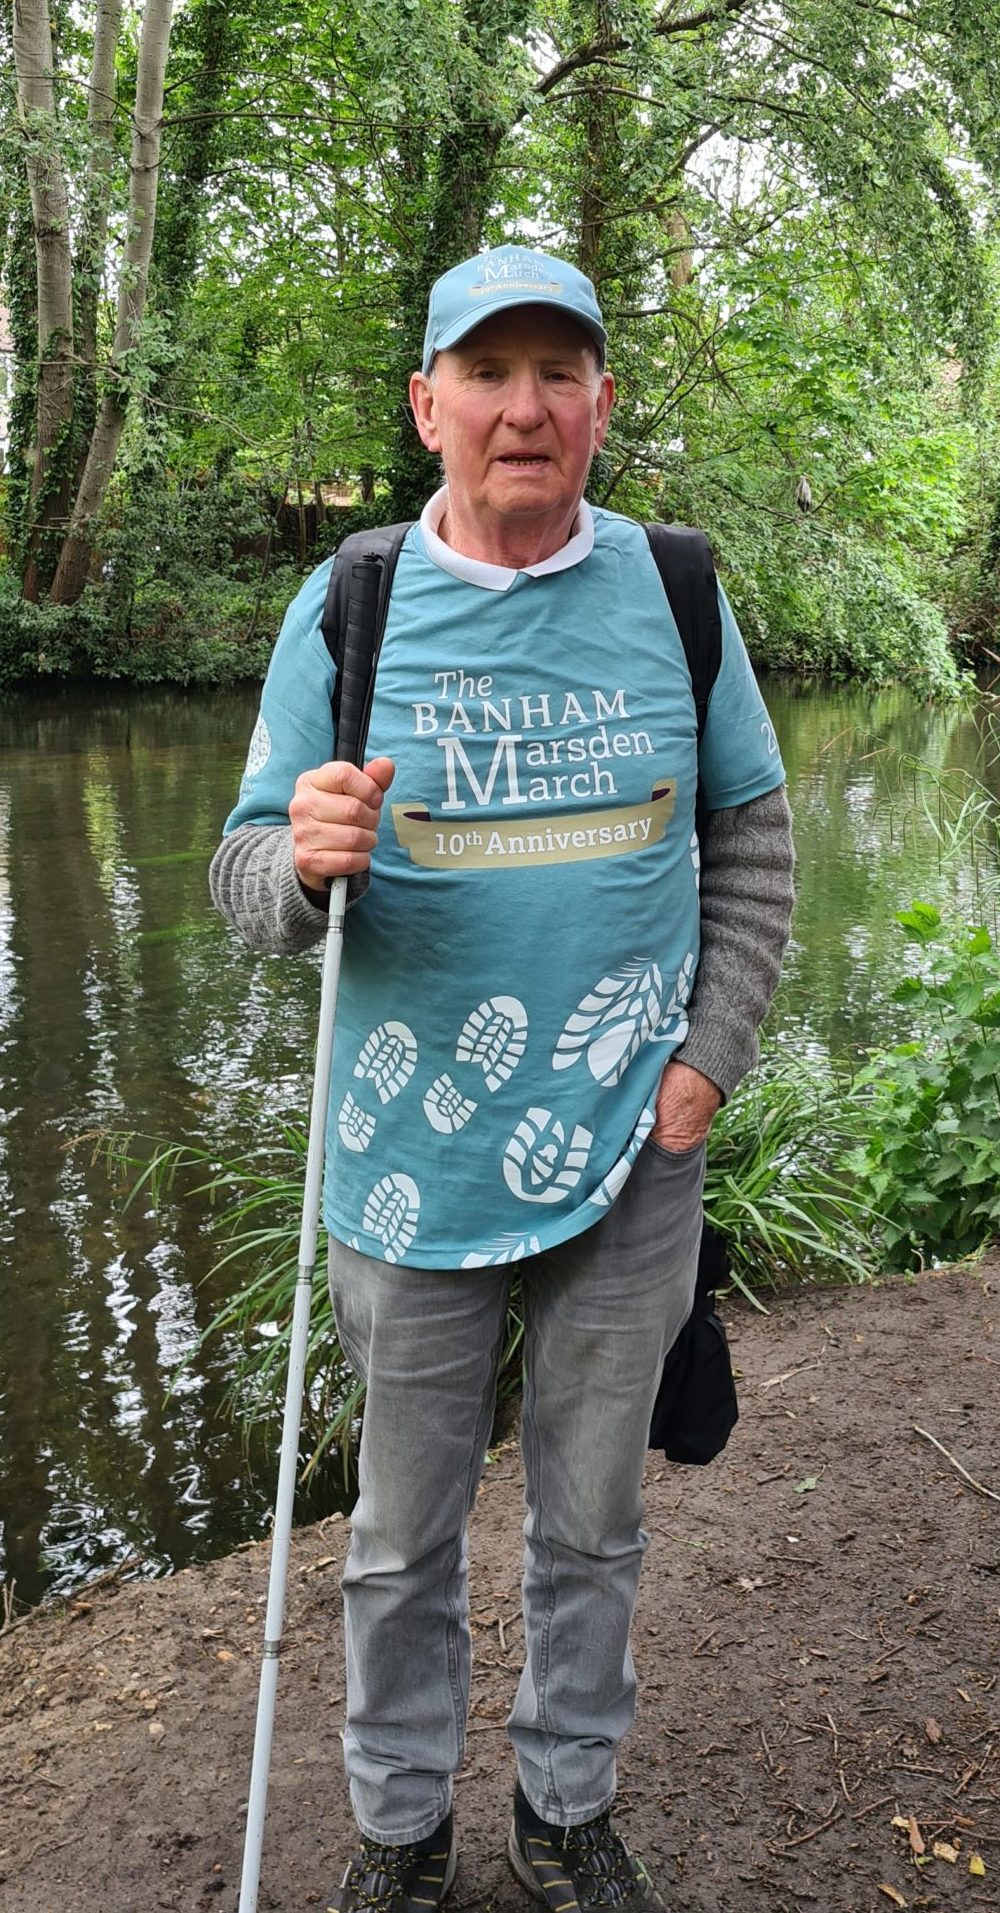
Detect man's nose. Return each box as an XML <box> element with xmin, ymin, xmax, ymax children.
<box><xmin>502</xmin><ymin>371</ymin><xmax>548</xmax><ymax>429</ymax></box>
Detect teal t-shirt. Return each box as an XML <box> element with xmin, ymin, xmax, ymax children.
<box><xmin>224</xmin><ymin>508</ymin><xmax>785</xmax><ymax>1267</ymax></box>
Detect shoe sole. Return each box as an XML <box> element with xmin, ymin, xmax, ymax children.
<box><xmin>507</xmin><ymin>1824</ymin><xmax>567</xmax><ymax>1908</ymax></box>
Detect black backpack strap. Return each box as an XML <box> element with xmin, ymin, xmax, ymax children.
<box><xmin>643</xmin><ymin>522</ymin><xmax>722</xmax><ymax>845</ymax></box>
<box><xmin>320</xmin><ymin>521</ymin><xmax>414</xmax><ymax>749</ymax></box>
<box><xmin>643</xmin><ymin>523</ymin><xmax>722</xmax><ymax>747</ymax></box>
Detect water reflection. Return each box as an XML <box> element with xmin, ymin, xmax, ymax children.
<box><xmin>0</xmin><ymin>678</ymin><xmax>996</xmax><ymax>1608</ymax></box>
<box><xmin>0</xmin><ymin>687</ymin><xmax>323</xmax><ymax>1608</ymax></box>
<box><xmin>765</xmin><ymin>678</ymin><xmax>999</xmax><ymax>1056</ymax></box>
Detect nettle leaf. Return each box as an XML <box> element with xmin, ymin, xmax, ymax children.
<box><xmin>966</xmin><ymin>1047</ymin><xmax>1000</xmax><ymax>1081</ymax></box>
<box><xmin>927</xmin><ymin>1152</ymin><xmax>966</xmax><ymax>1188</ymax></box>
<box><xmin>950</xmin><ymin>979</ymin><xmax>987</xmax><ymax>1017</ymax></box>
<box><xmin>966</xmin><ymin>927</ymin><xmax>993</xmax><ymax>957</ymax></box>
<box><xmin>892</xmin><ymin>977</ymin><xmax>925</xmax><ymax>1003</ymax></box>
<box><xmin>895</xmin><ymin>901</ymin><xmax>942</xmax><ymax>941</ymax></box>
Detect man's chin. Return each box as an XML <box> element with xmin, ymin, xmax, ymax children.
<box><xmin>486</xmin><ymin>483</ymin><xmax>572</xmax><ymax>519</ymax></box>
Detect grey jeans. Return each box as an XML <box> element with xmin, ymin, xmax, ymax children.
<box><xmin>327</xmin><ymin>1135</ymin><xmax>706</xmax><ymax>1844</ymax></box>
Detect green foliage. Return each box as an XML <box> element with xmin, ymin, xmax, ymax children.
<box><xmin>7</xmin><ymin>0</ymin><xmax>1000</xmax><ymax>683</ymax></box>
<box><xmin>0</xmin><ymin>562</ymin><xmax>285</xmax><ymax>690</ymax></box>
<box><xmin>846</xmin><ymin>903</ymin><xmax>1000</xmax><ymax>1271</ymax></box>
<box><xmin>721</xmin><ymin>530</ymin><xmax>968</xmax><ymax>700</ymax></box>
<box><xmin>704</xmin><ymin>1048</ymin><xmax>875</xmax><ymax>1305</ymax></box>
<box><xmin>0</xmin><ymin>192</ymin><xmax>38</xmax><ymax>571</ymax></box>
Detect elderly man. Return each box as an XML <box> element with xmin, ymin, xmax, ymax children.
<box><xmin>210</xmin><ymin>244</ymin><xmax>795</xmax><ymax>1913</ymax></box>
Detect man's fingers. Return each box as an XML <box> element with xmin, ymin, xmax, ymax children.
<box><xmin>295</xmin><ymin>789</ymin><xmax>382</xmax><ymax>832</ymax></box>
<box><xmin>298</xmin><ymin>846</ymin><xmax>377</xmax><ymax>881</ymax></box>
<box><xmin>364</xmin><ymin>755</ymin><xmax>396</xmax><ymax>795</ymax></box>
<box><xmin>291</xmin><ymin>757</ymin><xmax>395</xmax><ymax>887</ymax></box>
<box><xmin>291</xmin><ymin>759</ymin><xmax>392</xmax><ymax>832</ymax></box>
<box><xmin>298</xmin><ymin>821</ymin><xmax>379</xmax><ymax>856</ymax></box>
<box><xmin>650</xmin><ymin>1126</ymin><xmax>708</xmax><ymax>1154</ymax></box>
<box><xmin>300</xmin><ymin>758</ymin><xmax>394</xmax><ymax>808</ymax></box>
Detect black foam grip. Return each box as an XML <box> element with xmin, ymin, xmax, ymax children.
<box><xmin>336</xmin><ymin>559</ymin><xmax>382</xmax><ymax>768</ymax></box>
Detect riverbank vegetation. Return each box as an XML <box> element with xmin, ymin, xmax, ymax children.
<box><xmin>4</xmin><ymin>2</ymin><xmax>1000</xmax><ymax>694</ymax></box>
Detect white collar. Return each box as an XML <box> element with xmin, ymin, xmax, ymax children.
<box><xmin>419</xmin><ymin>485</ymin><xmax>595</xmax><ymax>592</ymax></box>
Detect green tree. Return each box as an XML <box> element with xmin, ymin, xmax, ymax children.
<box><xmin>4</xmin><ymin>0</ymin><xmax>1000</xmax><ymax>685</ymax></box>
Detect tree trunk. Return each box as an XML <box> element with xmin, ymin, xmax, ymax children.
<box><xmin>12</xmin><ymin>0</ymin><xmax>76</xmax><ymax>600</ymax></box>
<box><xmin>668</xmin><ymin>209</ymin><xmax>693</xmax><ymax>288</ymax></box>
<box><xmin>578</xmin><ymin>3</ymin><xmax>616</xmax><ymax>289</ymax></box>
<box><xmin>75</xmin><ymin>0</ymin><xmax>124</xmax><ymax>465</ymax></box>
<box><xmin>50</xmin><ymin>0</ymin><xmax>176</xmax><ymax>608</ymax></box>
<box><xmin>150</xmin><ymin>0</ymin><xmax>234</xmax><ymax>311</ymax></box>
<box><xmin>388</xmin><ymin>0</ymin><xmax>533</xmax><ymax>521</ymax></box>
<box><xmin>1</xmin><ymin>187</ymin><xmax>39</xmax><ymax>568</ymax></box>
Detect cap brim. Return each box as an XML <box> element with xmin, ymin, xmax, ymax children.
<box><xmin>424</xmin><ymin>295</ymin><xmax>607</xmax><ymax>373</ymax></box>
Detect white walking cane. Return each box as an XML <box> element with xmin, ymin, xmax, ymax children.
<box><xmin>239</xmin><ymin>556</ymin><xmax>385</xmax><ymax>1913</ymax></box>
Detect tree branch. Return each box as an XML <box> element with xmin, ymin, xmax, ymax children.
<box><xmin>520</xmin><ymin>0</ymin><xmax>753</xmax><ymax>123</ymax></box>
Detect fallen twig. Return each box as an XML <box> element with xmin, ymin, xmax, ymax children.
<box><xmin>771</xmin><ymin>1806</ymin><xmax>843</xmax><ymax>1850</ymax></box>
<box><xmin>913</xmin><ymin>1426</ymin><xmax>1000</xmax><ymax>1503</ymax></box>
<box><xmin>851</xmin><ymin>1794</ymin><xmax>896</xmax><ymax>1821</ymax></box>
<box><xmin>762</xmin><ymin>1360</ymin><xmax>823</xmax><ymax>1390</ymax></box>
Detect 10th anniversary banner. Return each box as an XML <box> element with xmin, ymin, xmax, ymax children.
<box><xmin>392</xmin><ymin>778</ymin><xmax>676</xmax><ymax>870</ymax></box>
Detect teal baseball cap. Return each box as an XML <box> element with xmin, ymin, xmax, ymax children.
<box><xmin>421</xmin><ymin>244</ymin><xmax>608</xmax><ymax>374</ymax></box>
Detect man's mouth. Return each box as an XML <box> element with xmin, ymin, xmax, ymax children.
<box><xmin>496</xmin><ymin>454</ymin><xmax>550</xmax><ymax>468</ymax></box>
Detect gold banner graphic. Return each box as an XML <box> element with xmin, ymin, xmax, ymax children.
<box><xmin>392</xmin><ymin>781</ymin><xmax>675</xmax><ymax>871</ymax></box>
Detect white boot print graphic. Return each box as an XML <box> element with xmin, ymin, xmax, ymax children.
<box><xmin>339</xmin><ymin>1021</ymin><xmax>418</xmax><ymax>1158</ymax></box>
<box><xmin>421</xmin><ymin>996</ymin><xmax>527</xmax><ymax>1136</ymax></box>
<box><xmin>337</xmin><ymin>1091</ymin><xmax>377</xmax><ymax>1154</ymax></box>
<box><xmin>461</xmin><ymin>1231</ymin><xmax>542</xmax><ymax>1268</ymax></box>
<box><xmin>455</xmin><ymin>996</ymin><xmax>528</xmax><ymax>1091</ymax></box>
<box><xmin>503</xmin><ymin>1108</ymin><xmax>592</xmax><ymax>1204</ymax></box>
<box><xmin>354</xmin><ymin>1021</ymin><xmax>418</xmax><ymax>1103</ymax></box>
<box><xmin>552</xmin><ymin>961</ymin><xmax>662</xmax><ymax>1086</ymax></box>
<box><xmin>587</xmin><ymin>1107</ymin><xmax>656</xmax><ymax>1210</ymax></box>
<box><xmin>649</xmin><ymin>952</ymin><xmax>696</xmax><ymax>1046</ymax></box>
<box><xmin>362</xmin><ymin>1173</ymin><xmax>421</xmax><ymax>1263</ymax></box>
<box><xmin>423</xmin><ymin>1073</ymin><xmax>478</xmax><ymax>1135</ymax></box>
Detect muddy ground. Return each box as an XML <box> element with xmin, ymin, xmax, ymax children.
<box><xmin>2</xmin><ymin>1261</ymin><xmax>998</xmax><ymax>1913</ymax></box>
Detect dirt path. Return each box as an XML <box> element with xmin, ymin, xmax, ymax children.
<box><xmin>2</xmin><ymin>1263</ymin><xmax>999</xmax><ymax>1913</ymax></box>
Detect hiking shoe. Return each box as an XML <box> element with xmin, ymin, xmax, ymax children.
<box><xmin>327</xmin><ymin>1811</ymin><xmax>457</xmax><ymax>1913</ymax></box>
<box><xmin>508</xmin><ymin>1784</ymin><xmax>665</xmax><ymax>1913</ymax></box>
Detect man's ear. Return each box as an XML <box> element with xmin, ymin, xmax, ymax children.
<box><xmin>409</xmin><ymin>372</ymin><xmax>441</xmax><ymax>452</ymax></box>
<box><xmin>593</xmin><ymin>372</ymin><xmax>616</xmax><ymax>453</ymax></box>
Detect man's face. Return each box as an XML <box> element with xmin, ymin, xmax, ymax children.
<box><xmin>409</xmin><ymin>306</ymin><xmax>615</xmax><ymax>543</ymax></box>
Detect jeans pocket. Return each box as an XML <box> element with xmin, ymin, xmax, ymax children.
<box><xmin>646</xmin><ymin>1135</ymin><xmax>707</xmax><ymax>1165</ymax></box>
<box><xmin>327</xmin><ymin>1238</ymin><xmax>370</xmax><ymax>1381</ymax></box>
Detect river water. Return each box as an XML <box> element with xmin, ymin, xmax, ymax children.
<box><xmin>1</xmin><ymin>677</ymin><xmax>997</xmax><ymax>1607</ymax></box>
